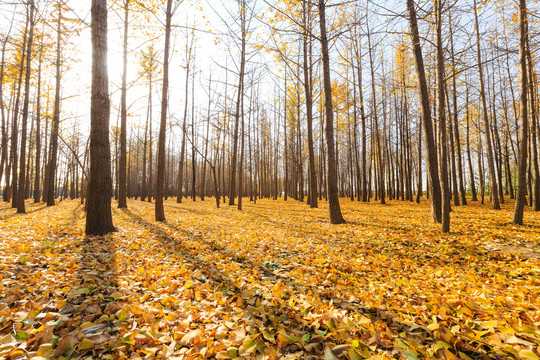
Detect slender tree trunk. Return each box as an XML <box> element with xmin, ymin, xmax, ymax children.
<box><xmin>283</xmin><ymin>68</ymin><xmax>288</xmax><ymax>201</ymax></box>
<box><xmin>449</xmin><ymin>16</ymin><xmax>466</xmax><ymax>205</ymax></box>
<box><xmin>148</xmin><ymin>72</ymin><xmax>153</xmax><ymax>202</ymax></box>
<box><xmin>514</xmin><ymin>0</ymin><xmax>529</xmax><ymax>224</ymax></box>
<box><xmin>191</xmin><ymin>72</ymin><xmax>196</xmax><ymax>201</ymax></box>
<box><xmin>9</xmin><ymin>15</ymin><xmax>28</xmax><ymax>206</ymax></box>
<box><xmin>446</xmin><ymin>85</ymin><xmax>460</xmax><ymax>206</ymax></box>
<box><xmin>302</xmin><ymin>0</ymin><xmax>317</xmax><ymax>208</ymax></box>
<box><xmin>201</xmin><ymin>76</ymin><xmax>212</xmax><ymax>201</ymax></box>
<box><xmin>155</xmin><ymin>0</ymin><xmax>172</xmax><ymax>222</ymax></box>
<box><xmin>0</xmin><ymin>25</ymin><xmax>12</xmax><ymax>200</ymax></box>
<box><xmin>237</xmin><ymin>83</ymin><xmax>246</xmax><ymax>210</ymax></box>
<box><xmin>367</xmin><ymin>28</ymin><xmax>385</xmax><ymax>205</ymax></box>
<box><xmin>228</xmin><ymin>1</ymin><xmax>247</xmax><ymax>205</ymax></box>
<box><xmin>474</xmin><ymin>0</ymin><xmax>500</xmax><ymax>209</ymax></box>
<box><xmin>33</xmin><ymin>41</ymin><xmax>43</xmax><ymax>203</ymax></box>
<box><xmin>407</xmin><ymin>0</ymin><xmax>442</xmax><ymax>223</ymax></box>
<box><xmin>46</xmin><ymin>3</ymin><xmax>62</xmax><ymax>207</ymax></box>
<box><xmin>318</xmin><ymin>0</ymin><xmax>345</xmax><ymax>224</ymax></box>
<box><xmin>118</xmin><ymin>0</ymin><xmax>129</xmax><ymax>208</ymax></box>
<box><xmin>177</xmin><ymin>38</ymin><xmax>192</xmax><ymax>203</ymax></box>
<box><xmin>416</xmin><ymin>113</ymin><xmax>422</xmax><ymax>203</ymax></box>
<box><xmin>525</xmin><ymin>40</ymin><xmax>540</xmax><ymax>211</ymax></box>
<box><xmin>16</xmin><ymin>1</ymin><xmax>35</xmax><ymax>213</ymax></box>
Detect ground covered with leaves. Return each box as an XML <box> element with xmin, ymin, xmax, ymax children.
<box><xmin>0</xmin><ymin>197</ymin><xmax>539</xmax><ymax>360</ymax></box>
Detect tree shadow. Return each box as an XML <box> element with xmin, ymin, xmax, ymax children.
<box><xmin>37</xmin><ymin>210</ymin><xmax>121</xmax><ymax>358</ymax></box>
<box><xmin>118</xmin><ymin>206</ymin><xmax>443</xmax><ymax>357</ymax></box>
<box><xmin>0</xmin><ymin>202</ymin><xmax>48</xmax><ymax>220</ymax></box>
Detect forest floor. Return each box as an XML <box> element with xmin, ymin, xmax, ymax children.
<box><xmin>0</xmin><ymin>197</ymin><xmax>539</xmax><ymax>360</ymax></box>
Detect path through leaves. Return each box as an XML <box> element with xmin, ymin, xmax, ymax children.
<box><xmin>1</xmin><ymin>198</ymin><xmax>539</xmax><ymax>359</ymax></box>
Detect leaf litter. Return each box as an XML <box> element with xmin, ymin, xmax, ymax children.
<box><xmin>0</xmin><ymin>197</ymin><xmax>539</xmax><ymax>359</ymax></box>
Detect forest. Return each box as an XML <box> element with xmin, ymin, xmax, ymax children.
<box><xmin>0</xmin><ymin>0</ymin><xmax>539</xmax><ymax>359</ymax></box>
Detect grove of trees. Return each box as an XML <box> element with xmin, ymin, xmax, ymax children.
<box><xmin>0</xmin><ymin>0</ymin><xmax>538</xmax><ymax>233</ymax></box>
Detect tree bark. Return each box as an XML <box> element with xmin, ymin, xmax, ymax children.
<box><xmin>16</xmin><ymin>0</ymin><xmax>35</xmax><ymax>213</ymax></box>
<box><xmin>514</xmin><ymin>0</ymin><xmax>529</xmax><ymax>224</ymax></box>
<box><xmin>154</xmin><ymin>0</ymin><xmax>172</xmax><ymax>222</ymax></box>
<box><xmin>118</xmin><ymin>0</ymin><xmax>129</xmax><ymax>208</ymax></box>
<box><xmin>86</xmin><ymin>0</ymin><xmax>116</xmax><ymax>235</ymax></box>
<box><xmin>33</xmin><ymin>39</ymin><xmax>43</xmax><ymax>203</ymax></box>
<box><xmin>228</xmin><ymin>0</ymin><xmax>247</xmax><ymax>206</ymax></box>
<box><xmin>406</xmin><ymin>0</ymin><xmax>442</xmax><ymax>223</ymax></box>
<box><xmin>474</xmin><ymin>0</ymin><xmax>500</xmax><ymax>210</ymax></box>
<box><xmin>46</xmin><ymin>3</ymin><xmax>62</xmax><ymax>207</ymax></box>
<box><xmin>318</xmin><ymin>0</ymin><xmax>345</xmax><ymax>224</ymax></box>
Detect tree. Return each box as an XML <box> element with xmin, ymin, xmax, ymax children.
<box><xmin>474</xmin><ymin>0</ymin><xmax>500</xmax><ymax>210</ymax></box>
<box><xmin>155</xmin><ymin>0</ymin><xmax>173</xmax><ymax>222</ymax></box>
<box><xmin>85</xmin><ymin>0</ymin><xmax>116</xmax><ymax>235</ymax></box>
<box><xmin>435</xmin><ymin>0</ymin><xmax>450</xmax><ymax>232</ymax></box>
<box><xmin>177</xmin><ymin>35</ymin><xmax>194</xmax><ymax>204</ymax></box>
<box><xmin>406</xmin><ymin>0</ymin><xmax>442</xmax><ymax>224</ymax></box>
<box><xmin>0</xmin><ymin>14</ymin><xmax>13</xmax><ymax>200</ymax></box>
<box><xmin>16</xmin><ymin>0</ymin><xmax>35</xmax><ymax>213</ymax></box>
<box><xmin>45</xmin><ymin>1</ymin><xmax>63</xmax><ymax>206</ymax></box>
<box><xmin>228</xmin><ymin>0</ymin><xmax>249</xmax><ymax>206</ymax></box>
<box><xmin>118</xmin><ymin>0</ymin><xmax>130</xmax><ymax>208</ymax></box>
<box><xmin>318</xmin><ymin>0</ymin><xmax>345</xmax><ymax>224</ymax></box>
<box><xmin>513</xmin><ymin>0</ymin><xmax>529</xmax><ymax>225</ymax></box>
<box><xmin>33</xmin><ymin>35</ymin><xmax>44</xmax><ymax>203</ymax></box>
<box><xmin>302</xmin><ymin>0</ymin><xmax>318</xmax><ymax>208</ymax></box>
<box><xmin>139</xmin><ymin>44</ymin><xmax>159</xmax><ymax>202</ymax></box>
<box><xmin>8</xmin><ymin>12</ymin><xmax>29</xmax><ymax>207</ymax></box>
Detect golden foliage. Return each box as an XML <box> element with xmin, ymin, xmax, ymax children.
<box><xmin>0</xmin><ymin>197</ymin><xmax>539</xmax><ymax>359</ymax></box>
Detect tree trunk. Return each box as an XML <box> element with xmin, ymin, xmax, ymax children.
<box><xmin>435</xmin><ymin>0</ymin><xmax>450</xmax><ymax>232</ymax></box>
<box><xmin>513</xmin><ymin>0</ymin><xmax>529</xmax><ymax>224</ymax></box>
<box><xmin>0</xmin><ymin>24</ymin><xmax>12</xmax><ymax>201</ymax></box>
<box><xmin>474</xmin><ymin>0</ymin><xmax>500</xmax><ymax>210</ymax></box>
<box><xmin>118</xmin><ymin>0</ymin><xmax>129</xmax><ymax>208</ymax></box>
<box><xmin>302</xmin><ymin>0</ymin><xmax>317</xmax><ymax>208</ymax></box>
<box><xmin>177</xmin><ymin>39</ymin><xmax>192</xmax><ymax>204</ymax></box>
<box><xmin>33</xmin><ymin>40</ymin><xmax>43</xmax><ymax>203</ymax></box>
<box><xmin>16</xmin><ymin>1</ymin><xmax>35</xmax><ymax>213</ymax></box>
<box><xmin>9</xmin><ymin>15</ymin><xmax>29</xmax><ymax>207</ymax></box>
<box><xmin>46</xmin><ymin>3</ymin><xmax>62</xmax><ymax>207</ymax></box>
<box><xmin>318</xmin><ymin>0</ymin><xmax>345</xmax><ymax>224</ymax></box>
<box><xmin>406</xmin><ymin>0</ymin><xmax>442</xmax><ymax>223</ymax></box>
<box><xmin>154</xmin><ymin>0</ymin><xmax>172</xmax><ymax>222</ymax></box>
<box><xmin>86</xmin><ymin>0</ymin><xmax>116</xmax><ymax>235</ymax></box>
<box><xmin>228</xmin><ymin>0</ymin><xmax>247</xmax><ymax>206</ymax></box>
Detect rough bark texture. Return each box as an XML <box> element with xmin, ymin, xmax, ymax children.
<box><xmin>46</xmin><ymin>4</ymin><xmax>62</xmax><ymax>207</ymax></box>
<box><xmin>474</xmin><ymin>0</ymin><xmax>500</xmax><ymax>210</ymax></box>
<box><xmin>513</xmin><ymin>0</ymin><xmax>529</xmax><ymax>225</ymax></box>
<box><xmin>16</xmin><ymin>1</ymin><xmax>34</xmax><ymax>213</ymax></box>
<box><xmin>436</xmin><ymin>0</ymin><xmax>450</xmax><ymax>233</ymax></box>
<box><xmin>155</xmin><ymin>0</ymin><xmax>172</xmax><ymax>222</ymax></box>
<box><xmin>9</xmin><ymin>15</ymin><xmax>28</xmax><ymax>207</ymax></box>
<box><xmin>318</xmin><ymin>0</ymin><xmax>345</xmax><ymax>224</ymax></box>
<box><xmin>406</xmin><ymin>0</ymin><xmax>442</xmax><ymax>223</ymax></box>
<box><xmin>302</xmin><ymin>0</ymin><xmax>317</xmax><ymax>208</ymax></box>
<box><xmin>228</xmin><ymin>1</ymin><xmax>246</xmax><ymax>206</ymax></box>
<box><xmin>118</xmin><ymin>0</ymin><xmax>129</xmax><ymax>208</ymax></box>
<box><xmin>86</xmin><ymin>0</ymin><xmax>116</xmax><ymax>235</ymax></box>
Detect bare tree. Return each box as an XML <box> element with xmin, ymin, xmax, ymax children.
<box><xmin>118</xmin><ymin>0</ymin><xmax>130</xmax><ymax>208</ymax></box>
<box><xmin>406</xmin><ymin>0</ymin><xmax>442</xmax><ymax>224</ymax></box>
<box><xmin>86</xmin><ymin>0</ymin><xmax>116</xmax><ymax>235</ymax></box>
<box><xmin>513</xmin><ymin>0</ymin><xmax>529</xmax><ymax>225</ymax></box>
<box><xmin>155</xmin><ymin>0</ymin><xmax>173</xmax><ymax>222</ymax></box>
<box><xmin>16</xmin><ymin>0</ymin><xmax>35</xmax><ymax>213</ymax></box>
<box><xmin>318</xmin><ymin>0</ymin><xmax>345</xmax><ymax>224</ymax></box>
